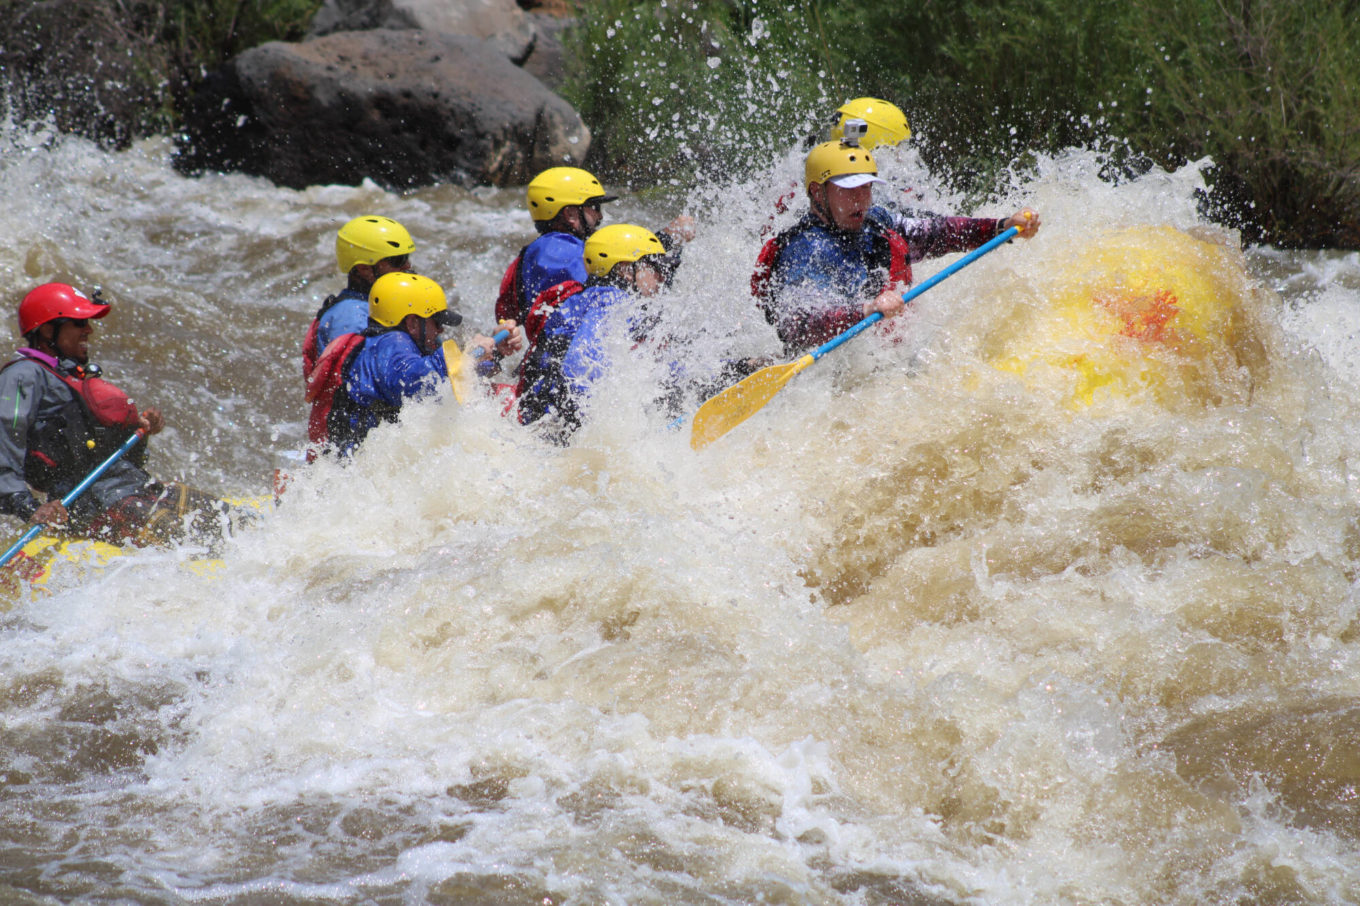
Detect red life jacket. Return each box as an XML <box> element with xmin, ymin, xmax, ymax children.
<box><xmin>512</xmin><ymin>279</ymin><xmax>585</xmax><ymax>405</ymax></box>
<box><xmin>494</xmin><ymin>247</ymin><xmax>530</xmax><ymax>326</ymax></box>
<box><xmin>523</xmin><ymin>279</ymin><xmax>583</xmax><ymax>346</ymax></box>
<box><xmin>751</xmin><ymin>218</ymin><xmax>913</xmax><ymax>331</ymax></box>
<box><xmin>303</xmin><ymin>333</ymin><xmax>366</xmax><ymax>447</ymax></box>
<box><xmin>301</xmin><ymin>316</ymin><xmax>323</xmax><ymax>379</ymax></box>
<box><xmin>0</xmin><ymin>353</ymin><xmax>143</xmax><ymax>492</ymax></box>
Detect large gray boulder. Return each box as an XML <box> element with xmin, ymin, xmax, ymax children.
<box><xmin>308</xmin><ymin>0</ymin><xmax>536</xmax><ymax>62</ymax></box>
<box><xmin>521</xmin><ymin>11</ymin><xmax>572</xmax><ymax>90</ymax></box>
<box><xmin>173</xmin><ymin>29</ymin><xmax>590</xmax><ymax>190</ymax></box>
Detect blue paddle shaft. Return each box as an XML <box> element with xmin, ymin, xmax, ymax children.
<box><xmin>808</xmin><ymin>312</ymin><xmax>884</xmax><ymax>363</ymax></box>
<box><xmin>0</xmin><ymin>428</ymin><xmax>146</xmax><ymax>569</ymax></box>
<box><xmin>902</xmin><ymin>225</ymin><xmax>1020</xmax><ymax>305</ymax></box>
<box><xmin>473</xmin><ymin>329</ymin><xmax>512</xmax><ymax>365</ymax></box>
<box><xmin>807</xmin><ymin>226</ymin><xmax>1021</xmax><ymax>365</ymax></box>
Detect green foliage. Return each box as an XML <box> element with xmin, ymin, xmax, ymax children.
<box><xmin>1134</xmin><ymin>0</ymin><xmax>1360</xmax><ymax>246</ymax></box>
<box><xmin>565</xmin><ymin>0</ymin><xmax>1360</xmax><ymax>247</ymax></box>
<box><xmin>814</xmin><ymin>0</ymin><xmax>1151</xmax><ymax>188</ymax></box>
<box><xmin>561</xmin><ymin>0</ymin><xmax>835</xmax><ymax>186</ymax></box>
<box><xmin>162</xmin><ymin>0</ymin><xmax>321</xmax><ymax>81</ymax></box>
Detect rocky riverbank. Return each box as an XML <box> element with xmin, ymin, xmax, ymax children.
<box><xmin>1</xmin><ymin>0</ymin><xmax>585</xmax><ymax>188</ymax></box>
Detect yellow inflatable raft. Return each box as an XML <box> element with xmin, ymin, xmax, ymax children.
<box><xmin>990</xmin><ymin>225</ymin><xmax>1257</xmax><ymax>409</ymax></box>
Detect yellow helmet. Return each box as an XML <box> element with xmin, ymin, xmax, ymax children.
<box><xmin>583</xmin><ymin>224</ymin><xmax>665</xmax><ymax>278</ymax></box>
<box><xmin>830</xmin><ymin>98</ymin><xmax>911</xmax><ymax>149</ymax></box>
<box><xmin>336</xmin><ymin>215</ymin><xmax>416</xmax><ymax>274</ymax></box>
<box><xmin>804</xmin><ymin>140</ymin><xmax>880</xmax><ymax>190</ymax></box>
<box><xmin>368</xmin><ymin>273</ymin><xmax>461</xmax><ymax>328</ymax></box>
<box><xmin>526</xmin><ymin>167</ymin><xmax>616</xmax><ymax>221</ymax></box>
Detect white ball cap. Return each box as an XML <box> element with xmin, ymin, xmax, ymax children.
<box><xmin>828</xmin><ymin>173</ymin><xmax>884</xmax><ymax>189</ymax></box>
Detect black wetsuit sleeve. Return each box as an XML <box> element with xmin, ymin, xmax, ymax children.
<box><xmin>655</xmin><ymin>230</ymin><xmax>685</xmax><ymax>285</ymax></box>
<box><xmin>0</xmin><ymin>490</ymin><xmax>39</xmax><ymax>520</ymax></box>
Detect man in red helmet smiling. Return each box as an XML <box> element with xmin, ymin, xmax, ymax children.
<box><xmin>0</xmin><ymin>282</ymin><xmax>238</xmax><ymax>548</ymax></box>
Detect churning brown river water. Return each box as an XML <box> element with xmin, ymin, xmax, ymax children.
<box><xmin>3</xmin><ymin>123</ymin><xmax>1360</xmax><ymax>904</ymax></box>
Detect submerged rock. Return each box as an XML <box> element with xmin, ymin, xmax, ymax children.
<box><xmin>173</xmin><ymin>29</ymin><xmax>590</xmax><ymax>190</ymax></box>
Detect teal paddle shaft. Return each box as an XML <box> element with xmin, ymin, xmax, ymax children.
<box><xmin>0</xmin><ymin>428</ymin><xmax>147</xmax><ymax>569</ymax></box>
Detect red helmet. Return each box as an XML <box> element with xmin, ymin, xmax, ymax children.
<box><xmin>18</xmin><ymin>283</ymin><xmax>111</xmax><ymax>335</ymax></box>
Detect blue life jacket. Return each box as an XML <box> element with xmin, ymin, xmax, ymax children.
<box><xmin>314</xmin><ymin>288</ymin><xmax>370</xmax><ymax>354</ymax></box>
<box><xmin>519</xmin><ymin>233</ymin><xmax>588</xmax><ymax>316</ymax></box>
<box><xmin>303</xmin><ymin>287</ymin><xmax>368</xmax><ymax>379</ymax></box>
<box><xmin>752</xmin><ymin>208</ymin><xmax>910</xmax><ymax>354</ymax></box>
<box><xmin>772</xmin><ymin>208</ymin><xmax>901</xmax><ymax>301</ymax></box>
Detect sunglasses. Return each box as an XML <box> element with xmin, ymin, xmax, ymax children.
<box><xmin>56</xmin><ymin>318</ymin><xmax>91</xmax><ymax>329</ymax></box>
<box><xmin>382</xmin><ymin>254</ymin><xmax>411</xmax><ymax>269</ymax></box>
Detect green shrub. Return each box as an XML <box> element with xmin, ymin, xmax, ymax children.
<box><xmin>164</xmin><ymin>0</ymin><xmax>320</xmax><ymax>82</ymax></box>
<box><xmin>561</xmin><ymin>0</ymin><xmax>834</xmax><ymax>187</ymax></box>
<box><xmin>563</xmin><ymin>0</ymin><xmax>1360</xmax><ymax>248</ymax></box>
<box><xmin>1132</xmin><ymin>0</ymin><xmax>1360</xmax><ymax>247</ymax></box>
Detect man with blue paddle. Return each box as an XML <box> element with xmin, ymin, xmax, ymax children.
<box><xmin>754</xmin><ymin>120</ymin><xmax>1040</xmax><ymax>357</ymax></box>
<box><xmin>691</xmin><ymin>121</ymin><xmax>1040</xmax><ymax>449</ymax></box>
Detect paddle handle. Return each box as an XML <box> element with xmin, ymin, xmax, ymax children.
<box><xmin>0</xmin><ymin>428</ymin><xmax>147</xmax><ymax>569</ymax></box>
<box><xmin>474</xmin><ymin>328</ymin><xmax>512</xmax><ymax>369</ymax></box>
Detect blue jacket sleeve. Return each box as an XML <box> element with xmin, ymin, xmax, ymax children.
<box><xmin>347</xmin><ymin>332</ymin><xmax>448</xmax><ymax>410</ymax></box>
<box><xmin>374</xmin><ymin>335</ymin><xmax>447</xmax><ymax>407</ymax></box>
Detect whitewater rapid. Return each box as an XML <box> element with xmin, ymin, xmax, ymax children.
<box><xmin>2</xmin><ymin>126</ymin><xmax>1360</xmax><ymax>905</ymax></box>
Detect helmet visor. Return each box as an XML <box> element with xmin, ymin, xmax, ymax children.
<box><xmin>430</xmin><ymin>309</ymin><xmax>463</xmax><ymax>328</ymax></box>
<box><xmin>828</xmin><ymin>173</ymin><xmax>883</xmax><ymax>189</ymax></box>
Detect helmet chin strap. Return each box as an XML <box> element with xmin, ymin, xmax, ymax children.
<box><xmin>402</xmin><ymin>315</ymin><xmax>433</xmax><ymax>355</ymax></box>
<box><xmin>33</xmin><ymin>324</ymin><xmax>59</xmax><ymax>356</ymax></box>
<box><xmin>808</xmin><ymin>185</ymin><xmax>829</xmax><ymax>223</ymax></box>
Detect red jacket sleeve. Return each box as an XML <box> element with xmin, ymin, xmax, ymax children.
<box><xmin>898</xmin><ymin>216</ymin><xmax>1003</xmax><ymax>263</ymax></box>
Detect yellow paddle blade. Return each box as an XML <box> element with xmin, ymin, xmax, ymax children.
<box><xmin>441</xmin><ymin>338</ymin><xmax>470</xmax><ymax>405</ymax></box>
<box><xmin>690</xmin><ymin>355</ymin><xmax>814</xmax><ymax>450</ymax></box>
